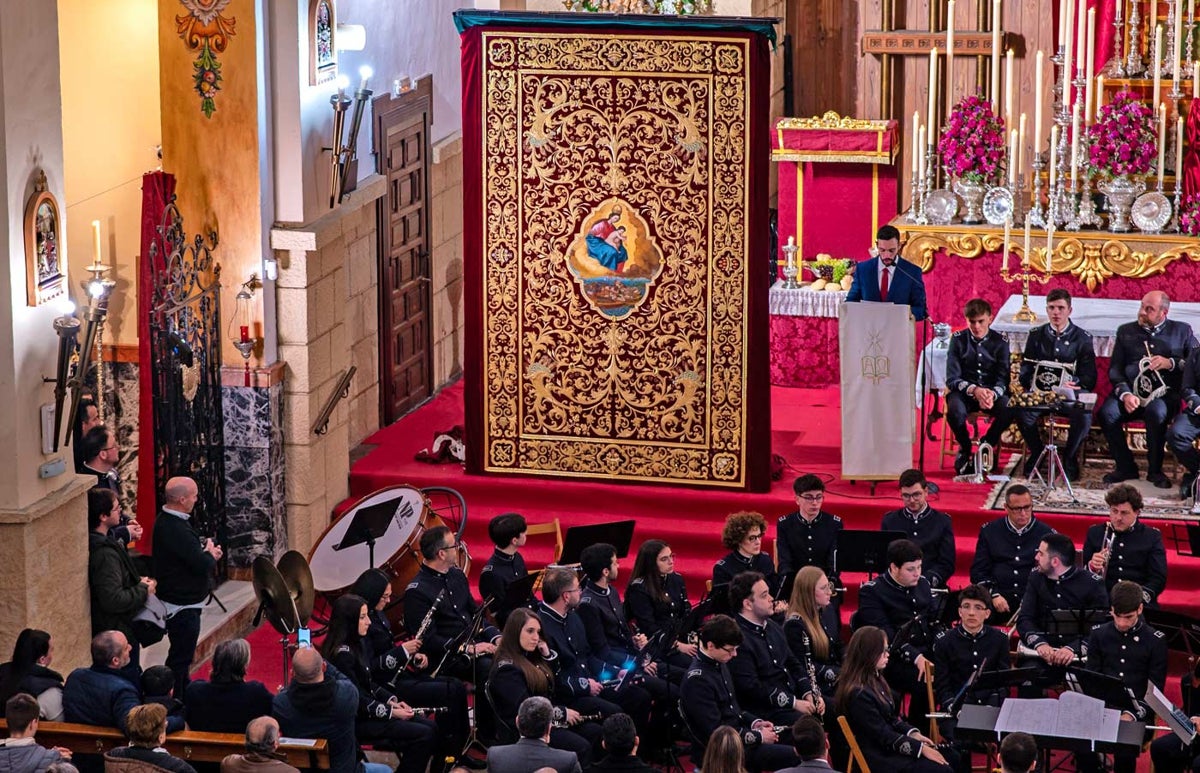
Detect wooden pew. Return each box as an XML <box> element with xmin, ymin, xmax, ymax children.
<box><xmin>0</xmin><ymin>719</ymin><xmax>331</xmax><ymax>770</ymax></box>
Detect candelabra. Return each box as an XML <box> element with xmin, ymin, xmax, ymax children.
<box><xmin>1000</xmin><ymin>248</ymin><xmax>1051</xmax><ymax>323</ymax></box>
<box><xmin>915</xmin><ymin>142</ymin><xmax>937</xmax><ymax>225</ymax></box>
<box><xmin>1187</xmin><ymin>6</ymin><xmax>1197</xmax><ymax>70</ymax></box>
<box><xmin>1173</xmin><ymin>177</ymin><xmax>1185</xmax><ymax>233</ymax></box>
<box><xmin>1028</xmin><ymin>151</ymin><xmax>1048</xmax><ymax>227</ymax></box>
<box><xmin>1104</xmin><ymin>0</ymin><xmax>1128</xmax><ymax>76</ymax></box>
<box><xmin>1126</xmin><ymin>0</ymin><xmax>1145</xmax><ymax>76</ymax></box>
<box><xmin>908</xmin><ymin>167</ymin><xmax>923</xmax><ymax>222</ymax></box>
<box><xmin>1162</xmin><ymin>2</ymin><xmax>1181</xmax><ymax>78</ymax></box>
<box><xmin>1078</xmin><ymin>167</ymin><xmax>1102</xmax><ymax>227</ymax></box>
<box><xmin>781</xmin><ymin>239</ymin><xmax>801</xmax><ymax>289</ymax></box>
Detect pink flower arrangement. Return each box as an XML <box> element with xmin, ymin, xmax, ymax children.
<box><xmin>1179</xmin><ymin>192</ymin><xmax>1200</xmax><ymax>235</ymax></box>
<box><xmin>1085</xmin><ymin>91</ymin><xmax>1156</xmax><ymax>177</ymax></box>
<box><xmin>938</xmin><ymin>95</ymin><xmax>1006</xmax><ymax>182</ymax></box>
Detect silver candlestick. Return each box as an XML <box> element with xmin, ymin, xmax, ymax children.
<box><xmin>1126</xmin><ymin>0</ymin><xmax>1145</xmax><ymax>76</ymax></box>
<box><xmin>1162</xmin><ymin>0</ymin><xmax>1180</xmax><ymax>78</ymax></box>
<box><xmin>781</xmin><ymin>239</ymin><xmax>801</xmax><ymax>289</ymax></box>
<box><xmin>1014</xmin><ymin>172</ymin><xmax>1026</xmax><ymax>226</ymax></box>
<box><xmin>1078</xmin><ymin>166</ymin><xmax>1102</xmax><ymax>227</ymax></box>
<box><xmin>1104</xmin><ymin>0</ymin><xmax>1128</xmax><ymax>76</ymax></box>
<box><xmin>1028</xmin><ymin>150</ymin><xmax>1048</xmax><ymax>227</ymax></box>
<box><xmin>908</xmin><ymin>163</ymin><xmax>923</xmax><ymax>221</ymax></box>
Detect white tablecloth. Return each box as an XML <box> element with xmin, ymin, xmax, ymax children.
<box><xmin>915</xmin><ymin>342</ymin><xmax>950</xmax><ymax>406</ymax></box>
<box><xmin>992</xmin><ymin>294</ymin><xmax>1200</xmax><ymax>357</ymax></box>
<box><xmin>768</xmin><ymin>280</ymin><xmax>848</xmax><ymax>318</ymax></box>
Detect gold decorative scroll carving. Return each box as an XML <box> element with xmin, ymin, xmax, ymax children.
<box><xmin>896</xmin><ymin>223</ymin><xmax>1200</xmax><ymax>292</ymax></box>
<box><xmin>479</xmin><ymin>30</ymin><xmax>753</xmax><ymax>487</ymax></box>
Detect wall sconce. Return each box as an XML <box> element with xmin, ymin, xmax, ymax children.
<box><xmin>229</xmin><ymin>274</ymin><xmax>262</xmax><ymax>386</ymax></box>
<box><xmin>51</xmin><ymin>260</ymin><xmax>116</xmax><ymax>453</ymax></box>
<box><xmin>326</xmin><ymin>65</ymin><xmax>373</xmax><ymax>208</ymax></box>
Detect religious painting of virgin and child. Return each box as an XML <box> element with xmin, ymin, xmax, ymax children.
<box><xmin>23</xmin><ymin>170</ymin><xmax>65</xmax><ymax>307</ymax></box>
<box><xmin>566</xmin><ymin>198</ymin><xmax>664</xmax><ymax>320</ymax></box>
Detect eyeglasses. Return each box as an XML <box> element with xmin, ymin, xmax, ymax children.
<box><xmin>744</xmin><ymin>533</ymin><xmax>763</xmax><ymax>542</ymax></box>
<box><xmin>564</xmin><ymin>587</ymin><xmax>582</xmax><ymax>596</ymax></box>
<box><xmin>104</xmin><ymin>445</ymin><xmax>119</xmax><ymax>452</ymax></box>
<box><xmin>1006</xmin><ymin>504</ymin><xmax>1034</xmax><ymax>512</ymax></box>
<box><xmin>798</xmin><ymin>494</ymin><xmax>824</xmax><ymax>502</ymax></box>
<box><xmin>900</xmin><ymin>491</ymin><xmax>924</xmax><ymax>500</ymax></box>
<box><xmin>720</xmin><ymin>645</ymin><xmax>738</xmax><ymax>654</ymax></box>
<box><xmin>441</xmin><ymin>543</ymin><xmax>460</xmax><ymax>551</ymax></box>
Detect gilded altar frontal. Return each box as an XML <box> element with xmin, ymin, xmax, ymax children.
<box><xmin>469</xmin><ymin>26</ymin><xmax>770</xmax><ymax>489</ymax></box>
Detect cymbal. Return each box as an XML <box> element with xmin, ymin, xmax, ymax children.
<box><xmin>278</xmin><ymin>550</ymin><xmax>315</xmax><ymax>626</ymax></box>
<box><xmin>252</xmin><ymin>555</ymin><xmax>299</xmax><ymax>635</ymax></box>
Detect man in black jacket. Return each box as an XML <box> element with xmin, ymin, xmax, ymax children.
<box><xmin>153</xmin><ymin>476</ymin><xmax>221</xmax><ymax>697</ymax></box>
<box><xmin>1082</xmin><ymin>484</ymin><xmax>1168</xmax><ymax>605</ymax></box>
<box><xmin>880</xmin><ymin>469</ymin><xmax>955</xmax><ymax>588</ymax></box>
<box><xmin>585</xmin><ymin>713</ymin><xmax>656</xmax><ymax>773</ymax></box>
<box><xmin>478</xmin><ymin>513</ymin><xmax>532</xmax><ymax>628</ymax></box>
<box><xmin>945</xmin><ymin>298</ymin><xmax>1012</xmax><ymax>475</ymax></box>
<box><xmin>88</xmin><ymin>487</ymin><xmax>153</xmax><ymax>672</ymax></box>
<box><xmin>81</xmin><ymin>425</ymin><xmax>140</xmax><ymax>547</ymax></box>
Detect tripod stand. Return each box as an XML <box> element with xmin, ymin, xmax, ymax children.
<box><xmin>1028</xmin><ymin>440</ymin><xmax>1078</xmax><ymax>502</ymax></box>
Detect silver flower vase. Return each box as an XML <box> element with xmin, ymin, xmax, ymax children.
<box><xmin>952</xmin><ymin>177</ymin><xmax>987</xmax><ymax>224</ymax></box>
<box><xmin>1098</xmin><ymin>174</ymin><xmax>1145</xmax><ymax>232</ymax></box>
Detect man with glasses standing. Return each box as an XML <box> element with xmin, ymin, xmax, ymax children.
<box><xmin>880</xmin><ymin>469</ymin><xmax>955</xmax><ymax>589</ymax></box>
<box><xmin>404</xmin><ymin>525</ymin><xmax>501</xmax><ymax>683</ymax></box>
<box><xmin>969</xmin><ymin>484</ymin><xmax>1054</xmax><ymax>618</ymax></box>
<box><xmin>776</xmin><ymin>475</ymin><xmax>842</xmax><ymax>590</ymax></box>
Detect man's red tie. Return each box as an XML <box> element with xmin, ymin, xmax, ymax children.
<box><xmin>879</xmin><ymin>262</ymin><xmax>890</xmax><ymax>301</ymax></box>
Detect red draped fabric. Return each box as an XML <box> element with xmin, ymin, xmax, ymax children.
<box><xmin>136</xmin><ymin>172</ymin><xmax>176</xmax><ymax>552</ymax></box>
<box><xmin>1185</xmin><ymin>98</ymin><xmax>1200</xmax><ymax>201</ymax></box>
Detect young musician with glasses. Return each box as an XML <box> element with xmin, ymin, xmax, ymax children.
<box><xmin>776</xmin><ymin>475</ymin><xmax>842</xmax><ymax>590</ymax></box>
<box><xmin>624</xmin><ymin>540</ymin><xmax>696</xmax><ymax>676</ymax></box>
<box><xmin>713</xmin><ymin>513</ymin><xmax>784</xmax><ymax>615</ymax></box>
<box><xmin>881</xmin><ymin>469</ymin><xmax>955</xmax><ymax>589</ymax></box>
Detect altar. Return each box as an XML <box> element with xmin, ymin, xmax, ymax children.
<box><xmin>768</xmin><ymin>281</ymin><xmax>848</xmax><ymax>388</ymax></box>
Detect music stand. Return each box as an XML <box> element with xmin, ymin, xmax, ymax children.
<box><xmin>497</xmin><ymin>572</ymin><xmax>539</xmax><ymax>614</ymax></box>
<box><xmin>936</xmin><ymin>589</ymin><xmax>964</xmax><ymax>628</ymax></box>
<box><xmin>558</xmin><ymin>520</ymin><xmax>637</xmax><ymax>565</ymax></box>
<box><xmin>1065</xmin><ymin>666</ymin><xmax>1139</xmax><ymax>714</ymax></box>
<box><xmin>835</xmin><ymin>530</ymin><xmax>906</xmax><ymax>579</ymax></box>
<box><xmin>1045</xmin><ymin>607</ymin><xmax>1108</xmax><ymax>649</ymax></box>
<box><xmin>1166</xmin><ymin>522</ymin><xmax>1200</xmax><ymax>557</ymax></box>
<box><xmin>333</xmin><ymin>498</ymin><xmax>398</xmax><ymax>569</ymax></box>
<box><xmin>710</xmin><ymin>583</ymin><xmax>731</xmax><ymax>617</ymax></box>
<box><xmin>1145</xmin><ymin>607</ymin><xmax>1200</xmax><ymax>656</ymax></box>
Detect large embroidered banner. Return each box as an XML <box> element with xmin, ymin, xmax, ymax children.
<box><xmin>457</xmin><ymin>11</ymin><xmax>775</xmax><ymax>491</ymax></box>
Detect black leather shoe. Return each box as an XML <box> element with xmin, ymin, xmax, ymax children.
<box><xmin>1181</xmin><ymin>472</ymin><xmax>1198</xmax><ymax>499</ymax></box>
<box><xmin>1148</xmin><ymin>471</ymin><xmax>1172</xmax><ymax>489</ymax></box>
<box><xmin>955</xmin><ymin>452</ymin><xmax>974</xmax><ymax>476</ymax></box>
<box><xmin>1102</xmin><ymin>469</ymin><xmax>1138</xmax><ymax>484</ymax></box>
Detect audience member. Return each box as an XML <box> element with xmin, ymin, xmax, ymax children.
<box><xmin>783</xmin><ymin>567</ymin><xmax>842</xmax><ymax>700</ymax></box>
<box><xmin>87</xmin><ymin>487</ymin><xmax>153</xmax><ymax>671</ymax></box>
<box><xmin>623</xmin><ymin>539</ymin><xmax>695</xmax><ymax>677</ymax></box>
<box><xmin>997</xmin><ymin>732</ymin><xmax>1038</xmax><ymax>773</ymax></box>
<box><xmin>0</xmin><ymin>629</ymin><xmax>65</xmax><ymax>720</ymax></box>
<box><xmin>584</xmin><ymin>713</ymin><xmax>653</xmax><ymax>773</ymax></box>
<box><xmin>0</xmin><ymin>693</ymin><xmax>70</xmax><ymax>772</ymax></box>
<box><xmin>486</xmin><ymin>696</ymin><xmax>582</xmax><ymax>773</ymax></box>
<box><xmin>945</xmin><ymin>298</ymin><xmax>1012</xmax><ymax>475</ymax></box>
<box><xmin>184</xmin><ymin>639</ymin><xmax>274</xmax><ymax>734</ymax></box>
<box><xmin>1082</xmin><ymin>484</ymin><xmax>1168</xmax><ymax>604</ymax></box>
<box><xmin>969</xmin><ymin>485</ymin><xmax>1054</xmax><ymax>616</ymax></box>
<box><xmin>775</xmin><ymin>715</ymin><xmax>840</xmax><ymax>773</ymax></box>
<box><xmin>698</xmin><ymin>726</ymin><xmax>748</xmax><ymax>773</ymax></box>
<box><xmin>103</xmin><ymin>703</ymin><xmax>196</xmax><ymax>773</ymax></box>
<box><xmin>880</xmin><ymin>469</ymin><xmax>955</xmax><ymax>588</ymax></box>
<box><xmin>479</xmin><ymin>513</ymin><xmax>533</xmax><ymax>627</ymax></box>
<box><xmin>63</xmin><ymin>631</ymin><xmax>140</xmax><ymax>733</ymax></box>
<box><xmin>219</xmin><ymin>716</ymin><xmax>299</xmax><ymax>773</ymax></box>
<box><xmin>154</xmin><ymin>476</ymin><xmax>221</xmax><ymax>698</ymax></box>
<box><xmin>73</xmin><ymin>395</ymin><xmax>101</xmax><ymax>474</ymax></box>
<box><xmin>140</xmin><ymin>666</ymin><xmax>185</xmax><ymax>733</ymax></box>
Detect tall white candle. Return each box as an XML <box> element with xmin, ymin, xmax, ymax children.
<box><xmin>1195</xmin><ymin>61</ymin><xmax>1200</xmax><ymax>99</ymax></box>
<box><xmin>91</xmin><ymin>220</ymin><xmax>101</xmax><ymax>265</ymax></box>
<box><xmin>991</xmin><ymin>0</ymin><xmax>1002</xmax><ymax>111</ymax></box>
<box><xmin>1175</xmin><ymin>0</ymin><xmax>1184</xmax><ymax>85</ymax></box>
<box><xmin>1151</xmin><ymin>0</ymin><xmax>1158</xmax><ymax>35</ymax></box>
<box><xmin>1010</xmin><ymin>128</ymin><xmax>1019</xmax><ymax>185</ymax></box>
<box><xmin>1063</xmin><ymin>0</ymin><xmax>1075</xmax><ymax>94</ymax></box>
<box><xmin>1071</xmin><ymin>101</ymin><xmax>1082</xmax><ymax>187</ymax></box>
<box><xmin>928</xmin><ymin>47</ymin><xmax>938</xmax><ymax>138</ymax></box>
<box><xmin>1019</xmin><ymin>113</ymin><xmax>1027</xmax><ymax>169</ymax></box>
<box><xmin>1022</xmin><ymin>220</ymin><xmax>1032</xmax><ymax>270</ymax></box>
<box><xmin>912</xmin><ymin>111</ymin><xmax>921</xmax><ymax>175</ymax></box>
<box><xmin>918</xmin><ymin>125</ymin><xmax>927</xmax><ymax>182</ymax></box>
<box><xmin>1005</xmin><ymin>48</ymin><xmax>1015</xmax><ymax>128</ymax></box>
<box><xmin>1177</xmin><ymin>114</ymin><xmax>1186</xmax><ymax>183</ymax></box>
<box><xmin>1076</xmin><ymin>0</ymin><xmax>1087</xmax><ymax>76</ymax></box>
<box><xmin>1034</xmin><ymin>51</ymin><xmax>1044</xmax><ymax>152</ymax></box>
<box><xmin>1003</xmin><ymin>216</ymin><xmax>1012</xmax><ymax>272</ymax></box>
<box><xmin>1058</xmin><ymin>0</ymin><xmax>1068</xmax><ymax>46</ymax></box>
<box><xmin>1096</xmin><ymin>75</ymin><xmax>1105</xmax><ymax>111</ymax></box>
<box><xmin>1084</xmin><ymin>9</ymin><xmax>1096</xmax><ymax>122</ymax></box>
<box><xmin>1158</xmin><ymin>102</ymin><xmax>1168</xmax><ymax>187</ymax></box>
<box><xmin>947</xmin><ymin>1</ymin><xmax>956</xmax><ymax>116</ymax></box>
<box><xmin>1049</xmin><ymin>125</ymin><xmax>1059</xmax><ymax>192</ymax></box>
<box><xmin>1154</xmin><ymin>26</ymin><xmax>1164</xmax><ymax>115</ymax></box>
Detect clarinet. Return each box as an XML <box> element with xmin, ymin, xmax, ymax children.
<box><xmin>554</xmin><ymin>712</ymin><xmax>602</xmax><ymax>728</ymax></box>
<box><xmin>414</xmin><ymin>589</ymin><xmax>445</xmax><ymax>640</ymax></box>
<box><xmin>800</xmin><ymin>626</ymin><xmax>824</xmax><ymax>718</ymax></box>
<box><xmin>407</xmin><ymin>706</ymin><xmax>450</xmax><ymax>714</ymax></box>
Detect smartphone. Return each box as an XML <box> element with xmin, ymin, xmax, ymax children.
<box><xmin>297</xmin><ymin>627</ymin><xmax>312</xmax><ymax>648</ymax></box>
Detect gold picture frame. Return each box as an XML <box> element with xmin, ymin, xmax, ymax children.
<box><xmin>23</xmin><ymin>170</ymin><xmax>64</xmax><ymax>307</ymax></box>
<box><xmin>309</xmin><ymin>0</ymin><xmax>337</xmax><ymax>85</ymax></box>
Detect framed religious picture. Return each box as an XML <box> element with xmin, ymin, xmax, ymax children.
<box><xmin>23</xmin><ymin>170</ymin><xmax>64</xmax><ymax>307</ymax></box>
<box><xmin>309</xmin><ymin>0</ymin><xmax>337</xmax><ymax>85</ymax></box>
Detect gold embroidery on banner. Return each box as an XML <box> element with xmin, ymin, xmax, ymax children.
<box><xmin>480</xmin><ymin>30</ymin><xmax>751</xmax><ymax>486</ymax></box>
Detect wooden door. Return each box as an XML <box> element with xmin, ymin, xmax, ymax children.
<box><xmin>373</xmin><ymin>78</ymin><xmax>433</xmax><ymax>424</ymax></box>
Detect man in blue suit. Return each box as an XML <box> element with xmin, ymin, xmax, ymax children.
<box><xmin>845</xmin><ymin>225</ymin><xmax>928</xmax><ymax>321</ymax></box>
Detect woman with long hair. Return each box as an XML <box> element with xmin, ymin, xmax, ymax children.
<box><xmin>835</xmin><ymin>627</ymin><xmax>953</xmax><ymax>773</ymax></box>
<box><xmin>319</xmin><ymin>594</ymin><xmax>435</xmax><ymax>773</ymax></box>
<box><xmin>624</xmin><ymin>540</ymin><xmax>696</xmax><ymax>675</ymax></box>
<box><xmin>784</xmin><ymin>566</ymin><xmax>842</xmax><ymax>698</ymax></box>
<box><xmin>0</xmin><ymin>629</ymin><xmax>64</xmax><ymax>720</ymax></box>
<box><xmin>183</xmin><ymin>638</ymin><xmax>273</xmax><ymax>733</ymax></box>
<box><xmin>488</xmin><ymin>608</ymin><xmax>598</xmax><ymax>766</ymax></box>
<box><xmin>700</xmin><ymin>726</ymin><xmax>748</xmax><ymax>773</ymax></box>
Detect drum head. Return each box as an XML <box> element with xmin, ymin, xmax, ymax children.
<box><xmin>308</xmin><ymin>486</ymin><xmax>427</xmax><ymax>592</ymax></box>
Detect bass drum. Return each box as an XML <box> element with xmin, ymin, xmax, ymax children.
<box><xmin>308</xmin><ymin>485</ymin><xmax>469</xmax><ymax>633</ymax></box>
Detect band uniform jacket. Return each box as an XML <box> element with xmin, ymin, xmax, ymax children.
<box><xmin>578</xmin><ymin>581</ymin><xmax>638</xmax><ymax>669</ymax></box>
<box><xmin>783</xmin><ymin>608</ymin><xmax>842</xmax><ymax>693</ymax></box>
<box><xmin>855</xmin><ymin>573</ymin><xmax>934</xmax><ymax>663</ymax></box>
<box><xmin>879</xmin><ymin>506</ymin><xmax>956</xmax><ymax>588</ymax></box>
<box><xmin>1016</xmin><ymin>566</ymin><xmax>1109</xmax><ymax>652</ymax></box>
<box><xmin>1018</xmin><ymin>321</ymin><xmax>1098</xmax><ymax>391</ymax></box>
<box><xmin>624</xmin><ymin>573</ymin><xmax>690</xmax><ymax>639</ymax></box>
<box><xmin>712</xmin><ymin>551</ymin><xmax>779</xmax><ymax>595</ymax></box>
<box><xmin>403</xmin><ymin>564</ymin><xmax>501</xmax><ymax>660</ymax></box>
<box><xmin>1081</xmin><ymin>520</ymin><xmax>1168</xmax><ymax>603</ymax></box>
<box><xmin>1109</xmin><ymin>319</ymin><xmax>1198</xmax><ymax>399</ymax></box>
<box><xmin>478</xmin><ymin>548</ymin><xmax>531</xmax><ymax>627</ymax></box>
<box><xmin>1182</xmin><ymin>348</ymin><xmax>1200</xmax><ymax>411</ymax></box>
<box><xmin>1086</xmin><ymin>617</ymin><xmax>1168</xmax><ymax>722</ymax></box>
<box><xmin>679</xmin><ymin>651</ymin><xmax>766</xmax><ymax>748</ymax></box>
<box><xmin>775</xmin><ymin>510</ymin><xmax>842</xmax><ymax>579</ymax></box>
<box><xmin>728</xmin><ymin>614</ymin><xmax>813</xmax><ymax>717</ymax></box>
<box><xmin>537</xmin><ymin>602</ymin><xmax>607</xmax><ymax>700</ymax></box>
<box><xmin>845</xmin><ymin>256</ymin><xmax>928</xmax><ymax>321</ymax></box>
<box><xmin>969</xmin><ymin>516</ymin><xmax>1055</xmax><ymax>603</ymax></box>
<box><xmin>930</xmin><ymin>625</ymin><xmax>1011</xmax><ymax>709</ymax></box>
<box><xmin>946</xmin><ymin>329</ymin><xmax>1011</xmax><ymax>396</ymax></box>
<box><xmin>842</xmin><ymin>686</ymin><xmax>925</xmax><ymax>771</ymax></box>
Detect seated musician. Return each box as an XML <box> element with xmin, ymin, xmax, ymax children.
<box><xmin>726</xmin><ymin>571</ymin><xmax>821</xmax><ymax>726</ymax></box>
<box><xmin>712</xmin><ymin>513</ymin><xmax>783</xmax><ymax>614</ymax></box>
<box><xmin>834</xmin><ymin>626</ymin><xmax>955</xmax><ymax>773</ymax></box>
<box><xmin>1013</xmin><ymin>289</ymin><xmax>1097</xmax><ymax>480</ymax></box>
<box><xmin>351</xmin><ymin>568</ymin><xmax>474</xmax><ymax>767</ymax></box>
<box><xmin>536</xmin><ymin>567</ymin><xmax>652</xmax><ymax>734</ymax></box>
<box><xmin>1016</xmin><ymin>533</ymin><xmax>1108</xmax><ymax>673</ymax></box>
<box><xmin>1082</xmin><ymin>484</ymin><xmax>1168</xmax><ymax>606</ymax></box>
<box><xmin>854</xmin><ymin>539</ymin><xmax>934</xmax><ymax>726</ymax></box>
<box><xmin>880</xmin><ymin>469</ymin><xmax>956</xmax><ymax>589</ymax></box>
<box><xmin>1169</xmin><ymin>343</ymin><xmax>1200</xmax><ymax>500</ymax></box>
<box><xmin>969</xmin><ymin>484</ymin><xmax>1054</xmax><ymax>618</ymax></box>
<box><xmin>945</xmin><ymin>298</ymin><xmax>1012</xmax><ymax>476</ymax></box>
<box><xmin>929</xmin><ymin>585</ymin><xmax>1010</xmax><ymax>748</ymax></box>
<box><xmin>624</xmin><ymin>539</ymin><xmax>696</xmax><ymax>678</ymax></box>
<box><xmin>319</xmin><ymin>594</ymin><xmax>436</xmax><ymax>773</ymax></box>
<box><xmin>776</xmin><ymin>475</ymin><xmax>842</xmax><ymax>583</ymax></box>
<box><xmin>783</xmin><ymin>566</ymin><xmax>842</xmax><ymax>700</ymax></box>
<box><xmin>403</xmin><ymin>526</ymin><xmax>501</xmax><ymax>683</ymax></box>
<box><xmin>479</xmin><ymin>513</ymin><xmax>532</xmax><ymax>628</ymax></box>
<box><xmin>679</xmin><ymin>614</ymin><xmax>801</xmax><ymax>773</ymax></box>
<box><xmin>488</xmin><ymin>607</ymin><xmax>600</xmax><ymax>766</ymax></box>
<box><xmin>1078</xmin><ymin>580</ymin><xmax>1168</xmax><ymax>773</ymax></box>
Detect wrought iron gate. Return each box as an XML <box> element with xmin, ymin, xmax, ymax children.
<box><xmin>148</xmin><ymin>199</ymin><xmax>227</xmax><ymax>580</ymax></box>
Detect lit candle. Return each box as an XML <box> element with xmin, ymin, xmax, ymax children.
<box><xmin>1154</xmin><ymin>25</ymin><xmax>1164</xmax><ymax>115</ymax></box>
<box><xmin>91</xmin><ymin>220</ymin><xmax>101</xmax><ymax>265</ymax></box>
<box><xmin>1175</xmin><ymin>0</ymin><xmax>1184</xmax><ymax>86</ymax></box>
<box><xmin>240</xmin><ymin>325</ymin><xmax>250</xmax><ymax>343</ymax></box>
<box><xmin>358</xmin><ymin>64</ymin><xmax>372</xmax><ymax>92</ymax></box>
<box><xmin>1177</xmin><ymin>114</ymin><xmax>1186</xmax><ymax>183</ymax></box>
<box><xmin>912</xmin><ymin>111</ymin><xmax>921</xmax><ymax>175</ymax></box>
<box><xmin>1084</xmin><ymin>9</ymin><xmax>1096</xmax><ymax>122</ymax></box>
<box><xmin>947</xmin><ymin>1</ymin><xmax>956</xmax><ymax>116</ymax></box>
<box><xmin>928</xmin><ymin>47</ymin><xmax>938</xmax><ymax>136</ymax></box>
<box><xmin>1003</xmin><ymin>216</ymin><xmax>1012</xmax><ymax>272</ymax></box>
<box><xmin>1159</xmin><ymin>102</ymin><xmax>1168</xmax><ymax>187</ymax></box>
<box><xmin>1034</xmin><ymin>51</ymin><xmax>1044</xmax><ymax>153</ymax></box>
<box><xmin>1005</xmin><ymin>48</ymin><xmax>1015</xmax><ymax>129</ymax></box>
<box><xmin>788</xmin><ymin>235</ymin><xmax>795</xmax><ymax>247</ymax></box>
<box><xmin>1063</xmin><ymin>0</ymin><xmax>1074</xmax><ymax>95</ymax></box>
<box><xmin>1019</xmin><ymin>113</ymin><xmax>1027</xmax><ymax>169</ymax></box>
<box><xmin>1076</xmin><ymin>0</ymin><xmax>1087</xmax><ymax>77</ymax></box>
<box><xmin>991</xmin><ymin>0</ymin><xmax>1002</xmax><ymax>111</ymax></box>
<box><xmin>1071</xmin><ymin>102</ymin><xmax>1082</xmax><ymax>187</ymax></box>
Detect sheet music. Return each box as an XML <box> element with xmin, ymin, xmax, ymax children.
<box><xmin>995</xmin><ymin>698</ymin><xmax>1060</xmax><ymax>734</ymax></box>
<box><xmin>995</xmin><ymin>694</ymin><xmax>1119</xmax><ymax>742</ymax></box>
<box><xmin>1146</xmin><ymin>682</ymin><xmax>1198</xmax><ymax>745</ymax></box>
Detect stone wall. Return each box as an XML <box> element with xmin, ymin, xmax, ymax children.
<box><xmin>271</xmin><ymin>176</ymin><xmax>385</xmax><ymax>554</ymax></box>
<box><xmin>431</xmin><ymin>134</ymin><xmax>465</xmax><ymax>387</ymax></box>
